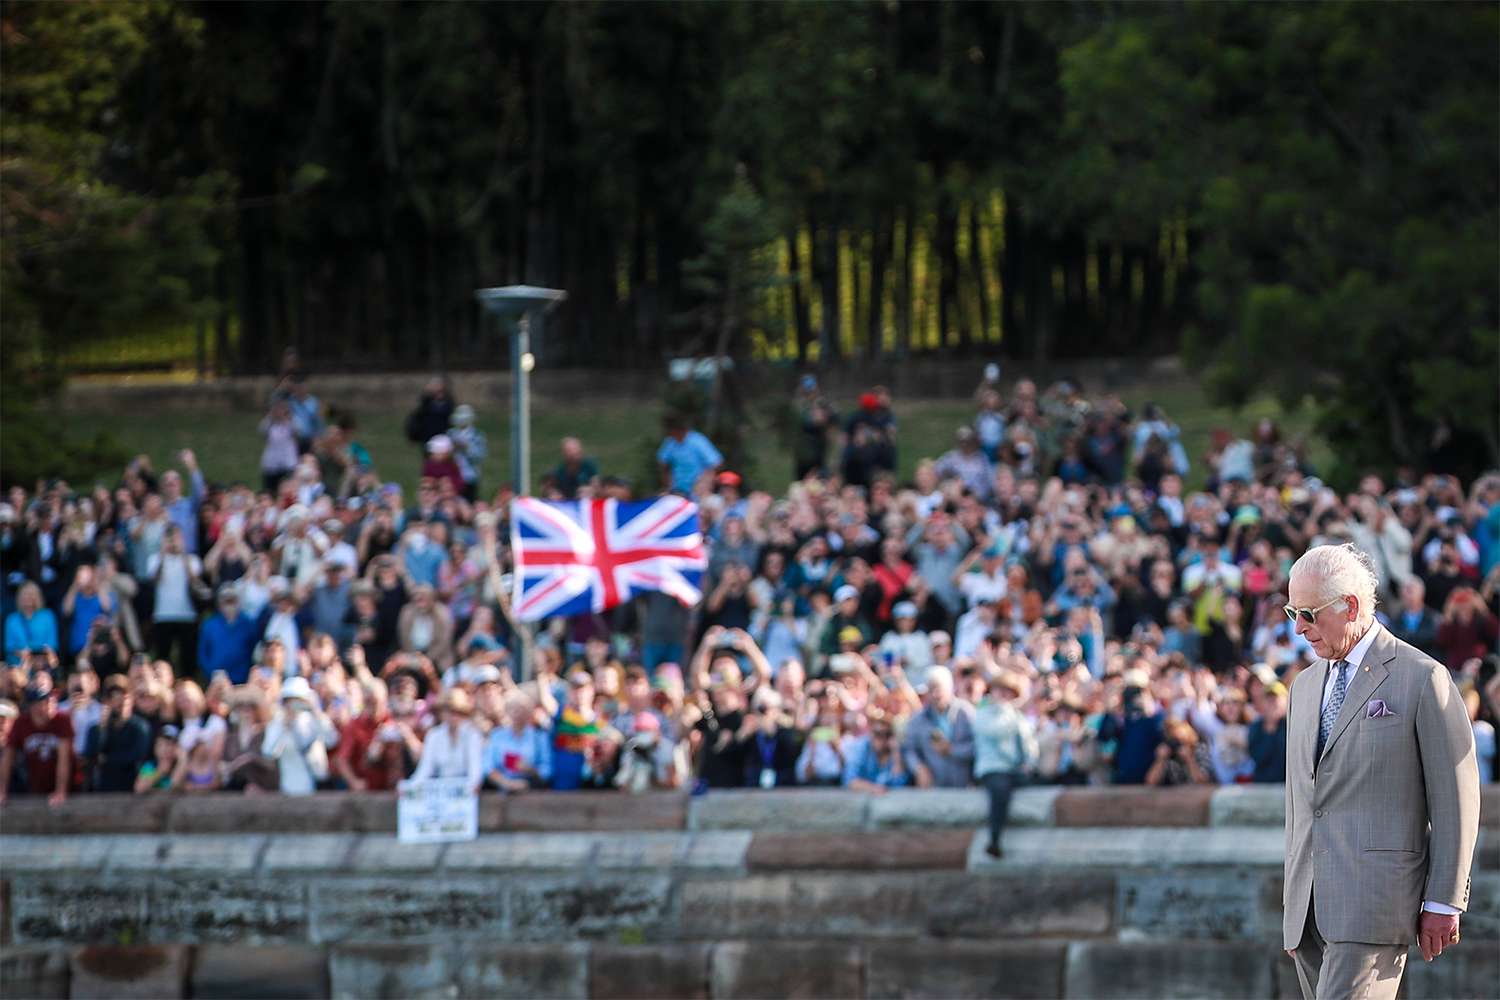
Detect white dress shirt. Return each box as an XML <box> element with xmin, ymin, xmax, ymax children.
<box><xmin>1322</xmin><ymin>621</ymin><xmax>1461</xmax><ymax>916</ymax></box>
<box><xmin>410</xmin><ymin>721</ymin><xmax>485</xmax><ymax>789</ymax></box>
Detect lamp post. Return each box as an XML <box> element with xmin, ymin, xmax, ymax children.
<box><xmin>475</xmin><ymin>285</ymin><xmax>567</xmax><ymax>680</ymax></box>
<box><xmin>474</xmin><ymin>285</ymin><xmax>568</xmax><ymax>496</ymax></box>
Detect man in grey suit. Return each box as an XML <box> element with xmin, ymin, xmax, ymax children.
<box><xmin>1283</xmin><ymin>544</ymin><xmax>1480</xmax><ymax>999</ymax></box>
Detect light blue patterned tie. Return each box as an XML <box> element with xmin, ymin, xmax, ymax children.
<box><xmin>1317</xmin><ymin>659</ymin><xmax>1348</xmax><ymax>760</ymax></box>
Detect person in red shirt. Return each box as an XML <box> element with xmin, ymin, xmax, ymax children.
<box><xmin>420</xmin><ymin>436</ymin><xmax>466</xmax><ymax>496</ymax></box>
<box><xmin>334</xmin><ymin>679</ymin><xmax>408</xmax><ymax>791</ymax></box>
<box><xmin>0</xmin><ymin>684</ymin><xmax>74</xmax><ymax>806</ymax></box>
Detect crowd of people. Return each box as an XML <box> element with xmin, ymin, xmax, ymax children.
<box><xmin>3</xmin><ymin>365</ymin><xmax>1498</xmax><ymax>852</ymax></box>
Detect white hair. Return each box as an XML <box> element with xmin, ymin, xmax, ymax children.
<box><xmin>1289</xmin><ymin>543</ymin><xmax>1379</xmax><ymax>621</ymax></box>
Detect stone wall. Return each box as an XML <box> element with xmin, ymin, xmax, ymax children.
<box><xmin>1</xmin><ymin>787</ymin><xmax>1496</xmax><ymax>998</ymax></box>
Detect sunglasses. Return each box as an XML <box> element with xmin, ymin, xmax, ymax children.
<box><xmin>1282</xmin><ymin>597</ymin><xmax>1345</xmax><ymax>624</ymax></box>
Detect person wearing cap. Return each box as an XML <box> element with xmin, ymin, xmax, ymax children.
<box><xmin>306</xmin><ymin>558</ymin><xmax>353</xmax><ymax>644</ymax></box>
<box><xmin>791</xmin><ymin>374</ymin><xmax>837</xmax><ymax>480</ymax></box>
<box><xmin>657</xmin><ymin>414</ymin><xmax>723</xmax><ymax>496</ymax></box>
<box><xmin>816</xmin><ymin>585</ymin><xmax>874</xmax><ymax>665</ymax></box>
<box><xmin>878</xmin><ymin>602</ymin><xmax>933</xmax><ymax>673</ymax></box>
<box><xmin>934</xmin><ymin>425</ymin><xmax>995</xmax><ymax>502</ymax></box>
<box><xmin>446</xmin><ymin>404</ymin><xmax>488</xmax><ymax>501</ymax></box>
<box><xmin>261</xmin><ymin>675</ymin><xmax>339</xmax><ymax>796</ymax></box>
<box><xmin>901</xmin><ymin>665</ymin><xmax>976</xmax><ymax>789</ymax></box>
<box><xmin>973</xmin><ymin>673</ymin><xmax>1037</xmax><ymax>858</ymax></box>
<box><xmin>409</xmin><ymin>687</ymin><xmax>484</xmax><ymax>791</ymax></box>
<box><xmin>0</xmin><ymin>683</ymin><xmax>73</xmax><ymax>806</ymax></box>
<box><xmin>1248</xmin><ymin>679</ymin><xmax>1288</xmax><ymax>783</ymax></box>
<box><xmin>198</xmin><ymin>586</ymin><xmax>263</xmax><ymax>685</ymax></box>
<box><xmin>420</xmin><ymin>435</ymin><xmax>466</xmax><ymax>496</ymax></box>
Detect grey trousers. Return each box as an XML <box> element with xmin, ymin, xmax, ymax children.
<box><xmin>1293</xmin><ymin>896</ymin><xmax>1407</xmax><ymax>1000</ymax></box>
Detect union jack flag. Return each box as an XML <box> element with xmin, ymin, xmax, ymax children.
<box><xmin>510</xmin><ymin>496</ymin><xmax>707</xmax><ymax>621</ymax></box>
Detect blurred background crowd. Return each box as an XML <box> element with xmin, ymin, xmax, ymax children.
<box><xmin>3</xmin><ymin>369</ymin><xmax>1498</xmax><ymax>810</ymax></box>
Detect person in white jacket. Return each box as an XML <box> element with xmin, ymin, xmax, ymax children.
<box><xmin>409</xmin><ymin>687</ymin><xmax>484</xmax><ymax>792</ymax></box>
<box><xmin>262</xmin><ymin>676</ymin><xmax>339</xmax><ymax>796</ymax></box>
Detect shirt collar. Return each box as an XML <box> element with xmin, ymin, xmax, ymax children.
<box><xmin>1340</xmin><ymin>620</ymin><xmax>1383</xmax><ymax>669</ymax></box>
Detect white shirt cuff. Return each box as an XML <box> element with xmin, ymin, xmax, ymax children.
<box><xmin>1422</xmin><ymin>900</ymin><xmax>1462</xmax><ymax>916</ymax></box>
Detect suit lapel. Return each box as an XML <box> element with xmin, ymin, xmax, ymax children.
<box><xmin>1301</xmin><ymin>659</ymin><xmax>1328</xmax><ymax>773</ymax></box>
<box><xmin>1319</xmin><ymin>627</ymin><xmax>1396</xmax><ymax>761</ymax></box>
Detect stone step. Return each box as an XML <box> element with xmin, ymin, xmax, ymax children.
<box><xmin>3</xmin><ymin>784</ymin><xmax>1495</xmax><ymax>835</ymax></box>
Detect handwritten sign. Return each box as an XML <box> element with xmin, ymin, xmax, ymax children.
<box><xmin>397</xmin><ymin>777</ymin><xmax>479</xmax><ymax>844</ymax></box>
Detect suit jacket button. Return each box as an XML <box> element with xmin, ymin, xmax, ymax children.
<box><xmin>1314</xmin><ymin>809</ymin><xmax>1323</xmax><ymax>818</ymax></box>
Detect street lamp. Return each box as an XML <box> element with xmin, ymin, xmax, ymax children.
<box><xmin>475</xmin><ymin>285</ymin><xmax>566</xmax><ymax>683</ymax></box>
<box><xmin>474</xmin><ymin>285</ymin><xmax>568</xmax><ymax>496</ymax></box>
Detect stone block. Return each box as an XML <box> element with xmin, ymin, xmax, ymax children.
<box><xmin>1</xmin><ymin>878</ymin><xmax>9</xmax><ymax>946</ymax></box>
<box><xmin>153</xmin><ymin>836</ymin><xmax>266</xmax><ymax>875</ymax></box>
<box><xmin>309</xmin><ymin>877</ymin><xmax>505</xmax><ymax>944</ymax></box>
<box><xmin>69</xmin><ymin>944</ymin><xmax>191</xmax><ymax>1000</ymax></box>
<box><xmin>455</xmin><ymin>943</ymin><xmax>590</xmax><ymax>999</ymax></box>
<box><xmin>11</xmin><ymin>877</ymin><xmax>149</xmax><ymax>943</ymax></box>
<box><xmin>746</xmin><ymin>830</ymin><xmax>971</xmax><ymax>871</ymax></box>
<box><xmin>862</xmin><ymin>787</ymin><xmax>1059</xmax><ymax>830</ymax></box>
<box><xmin>348</xmin><ymin>836</ymin><xmax>444</xmax><ymax>873</ymax></box>
<box><xmin>688</xmin><ymin>790</ymin><xmax>869</xmax><ymax>832</ymax></box>
<box><xmin>443</xmin><ymin>833</ymin><xmax>596</xmax><ymax>872</ymax></box>
<box><xmin>1</xmin><ymin>836</ymin><xmax>117</xmax><ymax>873</ymax></box>
<box><xmin>0</xmin><ymin>795</ymin><xmax>167</xmax><ymax>836</ymax></box>
<box><xmin>674</xmin><ymin>832</ymin><xmax>751</xmax><ymax>874</ymax></box>
<box><xmin>590</xmin><ymin>944</ymin><xmax>711</xmax><ymax>999</ymax></box>
<box><xmin>1273</xmin><ymin>951</ymin><xmax>1301</xmax><ymax>1000</ymax></box>
<box><xmin>595</xmin><ymin>833</ymin><xmax>684</xmax><ymax>871</ymax></box>
<box><xmin>866</xmin><ymin>940</ymin><xmax>1067</xmax><ymax>999</ymax></box>
<box><xmin>710</xmin><ymin>941</ymin><xmax>861</xmax><ymax>999</ymax></box>
<box><xmin>966</xmin><ymin>827</ymin><xmax>1282</xmax><ymax>872</ymax></box>
<box><xmin>343</xmin><ymin>793</ymin><xmax>398</xmax><ymax>834</ymax></box>
<box><xmin>503</xmin><ymin>791</ymin><xmax>686</xmax><ymax>831</ymax></box>
<box><xmin>506</xmin><ymin>876</ymin><xmax>674</xmax><ymax>942</ymax></box>
<box><xmin>328</xmin><ymin>942</ymin><xmax>457</xmax><ymax>1000</ymax></box>
<box><xmin>1054</xmin><ymin>786</ymin><xmax>1213</xmax><ymax>827</ymax></box>
<box><xmin>262</xmin><ymin>834</ymin><xmax>357</xmax><ymax>873</ymax></box>
<box><xmin>1063</xmin><ymin>941</ymin><xmax>1273</xmax><ymax>999</ymax></box>
<box><xmin>679</xmin><ymin>872</ymin><xmax>1113</xmax><ymax>940</ymax></box>
<box><xmin>1210</xmin><ymin>785</ymin><xmax>1286</xmax><ymax>827</ymax></box>
<box><xmin>1481</xmin><ymin>784</ymin><xmax>1499</xmax><ymax>829</ymax></box>
<box><xmin>1117</xmin><ymin>870</ymin><xmax>1272</xmax><ymax>942</ymax></box>
<box><xmin>148</xmin><ymin>876</ymin><xmax>308</xmax><ymax>943</ymax></box>
<box><xmin>1475</xmin><ymin>828</ymin><xmax>1497</xmax><ymax>871</ymax></box>
<box><xmin>1</xmin><ymin>947</ymin><xmax>70</xmax><ymax>999</ymax></box>
<box><xmin>1403</xmin><ymin>940</ymin><xmax>1500</xmax><ymax>999</ymax></box>
<box><xmin>166</xmin><ymin>795</ymin><xmax>352</xmax><ymax>835</ymax></box>
<box><xmin>191</xmin><ymin>944</ymin><xmax>329</xmax><ymax>999</ymax></box>
<box><xmin>865</xmin><ymin>788</ymin><xmax>985</xmax><ymax>829</ymax></box>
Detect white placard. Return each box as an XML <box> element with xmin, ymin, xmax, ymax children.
<box><xmin>397</xmin><ymin>777</ymin><xmax>479</xmax><ymax>844</ymax></box>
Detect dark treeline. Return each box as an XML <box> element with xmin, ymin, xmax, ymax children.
<box><xmin>3</xmin><ymin>1</ymin><xmax>1496</xmax><ymax>473</ymax></box>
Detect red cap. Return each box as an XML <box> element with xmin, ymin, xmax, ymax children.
<box><xmin>716</xmin><ymin>471</ymin><xmax>742</xmax><ymax>487</ymax></box>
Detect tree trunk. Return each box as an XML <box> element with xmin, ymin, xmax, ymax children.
<box><xmin>968</xmin><ymin>204</ymin><xmax>991</xmax><ymax>349</ymax></box>
<box><xmin>867</xmin><ymin>211</ymin><xmax>891</xmax><ymax>360</ymax></box>
<box><xmin>786</xmin><ymin>230</ymin><xmax>812</xmax><ymax>363</ymax></box>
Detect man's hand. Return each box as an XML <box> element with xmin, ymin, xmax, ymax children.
<box><xmin>1418</xmin><ymin>911</ymin><xmax>1460</xmax><ymax>962</ymax></box>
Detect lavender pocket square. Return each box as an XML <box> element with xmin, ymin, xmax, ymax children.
<box><xmin>1366</xmin><ymin>699</ymin><xmax>1396</xmax><ymax>719</ymax></box>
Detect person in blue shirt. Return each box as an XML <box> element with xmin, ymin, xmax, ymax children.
<box><xmin>198</xmin><ymin>587</ymin><xmax>264</xmax><ymax>684</ymax></box>
<box><xmin>1098</xmin><ymin>681</ymin><xmax>1165</xmax><ymax>784</ymax></box>
<box><xmin>843</xmin><ymin>714</ymin><xmax>911</xmax><ymax>792</ymax></box>
<box><xmin>483</xmin><ymin>691</ymin><xmax>553</xmax><ymax>791</ymax></box>
<box><xmin>4</xmin><ymin>582</ymin><xmax>58</xmax><ymax>663</ymax></box>
<box><xmin>160</xmin><ymin>450</ymin><xmax>207</xmax><ymax>555</ymax></box>
<box><xmin>656</xmin><ymin>415</ymin><xmax>723</xmax><ymax>496</ymax></box>
<box><xmin>61</xmin><ymin>565</ymin><xmax>115</xmax><ymax>659</ymax></box>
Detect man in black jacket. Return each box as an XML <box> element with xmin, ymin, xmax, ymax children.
<box><xmin>84</xmin><ymin>676</ymin><xmax>153</xmax><ymax>792</ymax></box>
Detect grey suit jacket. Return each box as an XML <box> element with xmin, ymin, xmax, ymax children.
<box><xmin>1283</xmin><ymin>624</ymin><xmax>1480</xmax><ymax>947</ymax></box>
